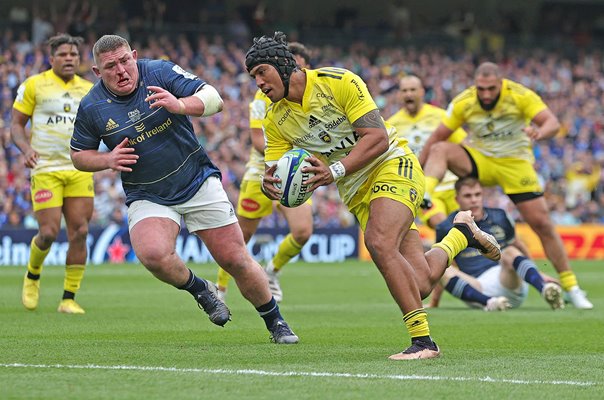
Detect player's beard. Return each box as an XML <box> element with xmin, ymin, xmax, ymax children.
<box><xmin>478</xmin><ymin>93</ymin><xmax>500</xmax><ymax>111</ymax></box>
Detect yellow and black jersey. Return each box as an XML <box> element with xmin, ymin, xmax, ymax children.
<box><xmin>387</xmin><ymin>103</ymin><xmax>466</xmax><ymax>192</ymax></box>
<box><xmin>442</xmin><ymin>78</ymin><xmax>548</xmax><ymax>162</ymax></box>
<box><xmin>13</xmin><ymin>69</ymin><xmax>93</xmax><ymax>174</ymax></box>
<box><xmin>264</xmin><ymin>67</ymin><xmax>410</xmax><ymax>205</ymax></box>
<box><xmin>242</xmin><ymin>89</ymin><xmax>272</xmax><ymax>182</ymax></box>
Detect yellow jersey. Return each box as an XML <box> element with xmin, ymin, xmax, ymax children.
<box><xmin>442</xmin><ymin>78</ymin><xmax>547</xmax><ymax>163</ymax></box>
<box><xmin>264</xmin><ymin>67</ymin><xmax>410</xmax><ymax>205</ymax></box>
<box><xmin>387</xmin><ymin>103</ymin><xmax>466</xmax><ymax>191</ymax></box>
<box><xmin>13</xmin><ymin>69</ymin><xmax>93</xmax><ymax>175</ymax></box>
<box><xmin>242</xmin><ymin>89</ymin><xmax>272</xmax><ymax>182</ymax></box>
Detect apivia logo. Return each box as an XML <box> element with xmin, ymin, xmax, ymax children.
<box><xmin>320</xmin><ymin>131</ymin><xmax>360</xmax><ymax>158</ymax></box>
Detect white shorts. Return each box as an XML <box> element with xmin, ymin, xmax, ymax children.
<box><xmin>127</xmin><ymin>176</ymin><xmax>238</xmax><ymax>233</ymax></box>
<box><xmin>471</xmin><ymin>266</ymin><xmax>529</xmax><ymax>309</ymax></box>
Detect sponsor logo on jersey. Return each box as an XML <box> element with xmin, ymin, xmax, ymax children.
<box><xmin>308</xmin><ymin>115</ymin><xmax>321</xmax><ymax>128</ymax></box>
<box><xmin>241</xmin><ymin>198</ymin><xmax>261</xmax><ymax>212</ymax></box>
<box><xmin>372</xmin><ymin>183</ymin><xmax>399</xmax><ymax>194</ymax></box>
<box><xmin>320</xmin><ymin>131</ymin><xmax>360</xmax><ymax>158</ymax></box>
<box><xmin>47</xmin><ymin>115</ymin><xmax>76</xmax><ymax>124</ymax></box>
<box><xmin>63</xmin><ymin>103</ymin><xmax>71</xmax><ymax>112</ymax></box>
<box><xmin>34</xmin><ymin>189</ymin><xmax>53</xmax><ymax>203</ymax></box>
<box><xmin>325</xmin><ymin>116</ymin><xmax>347</xmax><ymax>130</ymax></box>
<box><xmin>316</xmin><ymin>92</ymin><xmax>334</xmax><ymax>100</ymax></box>
<box><xmin>105</xmin><ymin>118</ymin><xmax>119</xmax><ymax>131</ymax></box>
<box><xmin>278</xmin><ymin>108</ymin><xmax>292</xmax><ymax>125</ymax></box>
<box><xmin>134</xmin><ymin>122</ymin><xmax>145</xmax><ymax>133</ymax></box>
<box><xmin>520</xmin><ymin>177</ymin><xmax>538</xmax><ymax>186</ymax></box>
<box><xmin>128</xmin><ymin>118</ymin><xmax>173</xmax><ymax>146</ymax></box>
<box><xmin>350</xmin><ymin>79</ymin><xmax>365</xmax><ymax>100</ymax></box>
<box><xmin>292</xmin><ymin>132</ymin><xmax>314</xmax><ymax>146</ymax></box>
<box><xmin>172</xmin><ymin>64</ymin><xmax>198</xmax><ymax>80</ymax></box>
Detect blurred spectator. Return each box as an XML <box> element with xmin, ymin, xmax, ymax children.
<box><xmin>565</xmin><ymin>151</ymin><xmax>601</xmax><ymax>208</ymax></box>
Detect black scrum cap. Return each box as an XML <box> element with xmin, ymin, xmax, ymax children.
<box><xmin>245</xmin><ymin>31</ymin><xmax>297</xmax><ymax>97</ymax></box>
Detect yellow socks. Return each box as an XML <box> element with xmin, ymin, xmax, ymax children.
<box><xmin>64</xmin><ymin>264</ymin><xmax>85</xmax><ymax>294</ymax></box>
<box><xmin>559</xmin><ymin>271</ymin><xmax>578</xmax><ymax>292</ymax></box>
<box><xmin>27</xmin><ymin>236</ymin><xmax>50</xmax><ymax>276</ymax></box>
<box><xmin>425</xmin><ymin>176</ymin><xmax>440</xmax><ymax>197</ymax></box>
<box><xmin>404</xmin><ymin>308</ymin><xmax>430</xmax><ymax>338</ymax></box>
<box><xmin>216</xmin><ymin>267</ymin><xmax>232</xmax><ymax>290</ymax></box>
<box><xmin>432</xmin><ymin>227</ymin><xmax>468</xmax><ymax>264</ymax></box>
<box><xmin>272</xmin><ymin>234</ymin><xmax>303</xmax><ymax>272</ymax></box>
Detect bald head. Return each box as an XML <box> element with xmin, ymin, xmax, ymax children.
<box><xmin>399</xmin><ymin>75</ymin><xmax>425</xmax><ymax>116</ymax></box>
<box><xmin>475</xmin><ymin>62</ymin><xmax>501</xmax><ymax>79</ymax></box>
<box><xmin>474</xmin><ymin>62</ymin><xmax>502</xmax><ymax>110</ymax></box>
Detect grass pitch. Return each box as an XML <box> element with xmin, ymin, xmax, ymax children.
<box><xmin>0</xmin><ymin>260</ymin><xmax>602</xmax><ymax>399</ymax></box>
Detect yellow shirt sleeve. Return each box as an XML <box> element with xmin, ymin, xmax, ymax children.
<box><xmin>448</xmin><ymin>127</ymin><xmax>467</xmax><ymax>144</ymax></box>
<box><xmin>12</xmin><ymin>76</ymin><xmax>38</xmax><ymax>116</ymax></box>
<box><xmin>441</xmin><ymin>100</ymin><xmax>465</xmax><ymax>132</ymax></box>
<box><xmin>514</xmin><ymin>86</ymin><xmax>548</xmax><ymax>121</ymax></box>
<box><xmin>335</xmin><ymin>71</ymin><xmax>379</xmax><ymax>123</ymax></box>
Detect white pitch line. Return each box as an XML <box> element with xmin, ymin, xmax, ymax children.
<box><xmin>0</xmin><ymin>363</ymin><xmax>597</xmax><ymax>387</ymax></box>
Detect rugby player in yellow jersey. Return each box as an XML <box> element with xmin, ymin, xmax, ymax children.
<box><xmin>246</xmin><ymin>32</ymin><xmax>501</xmax><ymax>360</ymax></box>
<box><xmin>387</xmin><ymin>75</ymin><xmax>467</xmax><ymax>229</ymax></box>
<box><xmin>216</xmin><ymin>42</ymin><xmax>313</xmax><ymax>303</ymax></box>
<box><xmin>419</xmin><ymin>62</ymin><xmax>593</xmax><ymax>309</ymax></box>
<box><xmin>387</xmin><ymin>75</ymin><xmax>467</xmax><ymax>308</ymax></box>
<box><xmin>11</xmin><ymin>34</ymin><xmax>94</xmax><ymax>314</ymax></box>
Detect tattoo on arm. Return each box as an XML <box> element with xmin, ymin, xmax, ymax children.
<box><xmin>352</xmin><ymin>110</ymin><xmax>385</xmax><ymax>129</ymax></box>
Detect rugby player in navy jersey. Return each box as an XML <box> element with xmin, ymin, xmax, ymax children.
<box><xmin>70</xmin><ymin>35</ymin><xmax>298</xmax><ymax>344</ymax></box>
<box><xmin>436</xmin><ymin>177</ymin><xmax>564</xmax><ymax>310</ymax></box>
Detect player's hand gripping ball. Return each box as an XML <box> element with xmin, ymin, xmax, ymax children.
<box><xmin>273</xmin><ymin>149</ymin><xmax>315</xmax><ymax>207</ymax></box>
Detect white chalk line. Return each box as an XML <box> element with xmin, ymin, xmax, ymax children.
<box><xmin>0</xmin><ymin>363</ymin><xmax>597</xmax><ymax>387</ymax></box>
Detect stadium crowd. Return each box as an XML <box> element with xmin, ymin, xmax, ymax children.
<box><xmin>1</xmin><ymin>3</ymin><xmax>603</xmax><ymax>230</ymax></box>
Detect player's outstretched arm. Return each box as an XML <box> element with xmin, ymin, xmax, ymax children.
<box><xmin>71</xmin><ymin>138</ymin><xmax>138</xmax><ymax>172</ymax></box>
<box><xmin>146</xmin><ymin>84</ymin><xmax>223</xmax><ymax>118</ymax></box>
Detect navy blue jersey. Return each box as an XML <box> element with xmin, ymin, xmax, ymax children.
<box><xmin>71</xmin><ymin>59</ymin><xmax>220</xmax><ymax>206</ymax></box>
<box><xmin>436</xmin><ymin>207</ymin><xmax>516</xmax><ymax>277</ymax></box>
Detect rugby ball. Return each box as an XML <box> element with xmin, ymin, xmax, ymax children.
<box><xmin>273</xmin><ymin>149</ymin><xmax>314</xmax><ymax>208</ymax></box>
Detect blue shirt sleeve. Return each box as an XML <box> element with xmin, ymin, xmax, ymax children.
<box><xmin>156</xmin><ymin>60</ymin><xmax>206</xmax><ymax>98</ymax></box>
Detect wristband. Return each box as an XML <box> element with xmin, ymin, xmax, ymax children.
<box><xmin>329</xmin><ymin>161</ymin><xmax>346</xmax><ymax>181</ymax></box>
<box><xmin>177</xmin><ymin>99</ymin><xmax>186</xmax><ymax>114</ymax></box>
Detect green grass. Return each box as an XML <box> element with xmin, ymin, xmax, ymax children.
<box><xmin>1</xmin><ymin>260</ymin><xmax>602</xmax><ymax>399</ymax></box>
